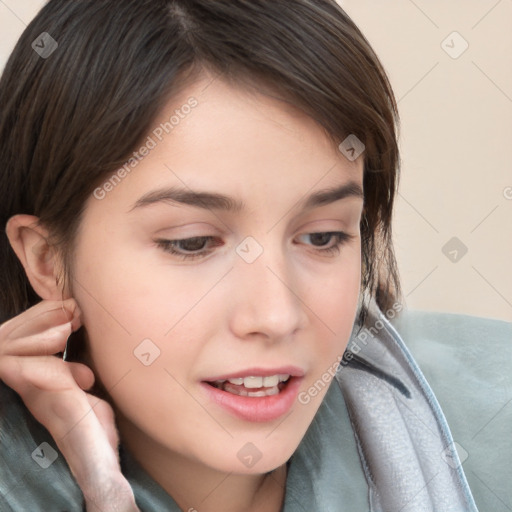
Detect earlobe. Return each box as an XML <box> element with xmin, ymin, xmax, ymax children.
<box><xmin>5</xmin><ymin>214</ymin><xmax>65</xmax><ymax>301</ymax></box>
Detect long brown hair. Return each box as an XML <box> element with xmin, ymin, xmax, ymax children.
<box><xmin>0</xmin><ymin>0</ymin><xmax>401</xmax><ymax>327</ymax></box>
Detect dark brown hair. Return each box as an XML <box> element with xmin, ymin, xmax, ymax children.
<box><xmin>0</xmin><ymin>0</ymin><xmax>401</xmax><ymax>327</ymax></box>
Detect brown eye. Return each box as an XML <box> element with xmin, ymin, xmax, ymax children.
<box><xmin>155</xmin><ymin>236</ymin><xmax>222</xmax><ymax>260</ymax></box>
<box><xmin>296</xmin><ymin>231</ymin><xmax>354</xmax><ymax>256</ymax></box>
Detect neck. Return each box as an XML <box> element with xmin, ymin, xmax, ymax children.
<box><xmin>117</xmin><ymin>416</ymin><xmax>287</xmax><ymax>512</ymax></box>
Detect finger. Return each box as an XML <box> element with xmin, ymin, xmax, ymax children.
<box><xmin>0</xmin><ymin>298</ymin><xmax>81</xmax><ymax>341</ymax></box>
<box><xmin>68</xmin><ymin>362</ymin><xmax>96</xmax><ymax>391</ymax></box>
<box><xmin>0</xmin><ymin>300</ymin><xmax>76</xmax><ymax>341</ymax></box>
<box><xmin>0</xmin><ymin>358</ymin><xmax>97</xmax><ymax>440</ymax></box>
<box><xmin>0</xmin><ymin>354</ymin><xmax>78</xmax><ymax>395</ymax></box>
<box><xmin>1</xmin><ymin>322</ymin><xmax>71</xmax><ymax>357</ymax></box>
<box><xmin>15</xmin><ymin>298</ymin><xmax>81</xmax><ymax>337</ymax></box>
<box><xmin>0</xmin><ymin>354</ymin><xmax>95</xmax><ymax>402</ymax></box>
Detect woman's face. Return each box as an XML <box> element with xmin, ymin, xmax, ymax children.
<box><xmin>70</xmin><ymin>73</ymin><xmax>364</xmax><ymax>475</ymax></box>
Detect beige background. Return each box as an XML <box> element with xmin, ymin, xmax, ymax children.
<box><xmin>1</xmin><ymin>0</ymin><xmax>511</xmax><ymax>321</ymax></box>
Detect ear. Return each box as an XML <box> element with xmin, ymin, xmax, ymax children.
<box><xmin>5</xmin><ymin>214</ymin><xmax>68</xmax><ymax>301</ymax></box>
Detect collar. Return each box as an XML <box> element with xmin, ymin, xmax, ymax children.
<box><xmin>334</xmin><ymin>296</ymin><xmax>478</xmax><ymax>511</ymax></box>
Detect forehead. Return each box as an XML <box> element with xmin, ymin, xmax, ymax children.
<box><xmin>153</xmin><ymin>74</ymin><xmax>354</xmax><ymax>163</ymax></box>
<box><xmin>89</xmin><ymin>73</ymin><xmax>363</xmax><ymax>215</ymax></box>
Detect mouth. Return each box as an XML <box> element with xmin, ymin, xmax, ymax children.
<box><xmin>201</xmin><ymin>367</ymin><xmax>304</xmax><ymax>422</ymax></box>
<box><xmin>206</xmin><ymin>374</ymin><xmax>291</xmax><ymax>397</ymax></box>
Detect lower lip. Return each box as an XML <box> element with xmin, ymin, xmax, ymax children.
<box><xmin>200</xmin><ymin>377</ymin><xmax>303</xmax><ymax>423</ymax></box>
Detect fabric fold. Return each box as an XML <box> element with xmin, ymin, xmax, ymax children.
<box><xmin>336</xmin><ymin>297</ymin><xmax>479</xmax><ymax>511</ymax></box>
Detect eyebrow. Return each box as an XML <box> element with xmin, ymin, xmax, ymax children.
<box><xmin>129</xmin><ymin>181</ymin><xmax>363</xmax><ymax>214</ymax></box>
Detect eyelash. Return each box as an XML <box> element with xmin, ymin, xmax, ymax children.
<box><xmin>154</xmin><ymin>231</ymin><xmax>354</xmax><ymax>261</ymax></box>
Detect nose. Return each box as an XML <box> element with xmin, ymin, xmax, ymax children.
<box><xmin>228</xmin><ymin>241</ymin><xmax>308</xmax><ymax>342</ymax></box>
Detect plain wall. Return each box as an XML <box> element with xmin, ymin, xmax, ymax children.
<box><xmin>342</xmin><ymin>0</ymin><xmax>512</xmax><ymax>322</ymax></box>
<box><xmin>0</xmin><ymin>0</ymin><xmax>511</xmax><ymax>321</ymax></box>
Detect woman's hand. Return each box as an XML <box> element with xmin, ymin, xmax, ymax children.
<box><xmin>0</xmin><ymin>298</ymin><xmax>140</xmax><ymax>512</ymax></box>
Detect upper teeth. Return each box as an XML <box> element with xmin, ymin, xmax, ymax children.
<box><xmin>215</xmin><ymin>374</ymin><xmax>290</xmax><ymax>388</ymax></box>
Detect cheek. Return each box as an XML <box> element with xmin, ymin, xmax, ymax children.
<box><xmin>312</xmin><ymin>243</ymin><xmax>361</xmax><ymax>317</ymax></box>
<box><xmin>69</xmin><ymin>239</ymin><xmax>202</xmax><ymax>385</ymax></box>
<box><xmin>302</xmin><ymin>248</ymin><xmax>361</xmax><ymax>383</ymax></box>
<box><xmin>71</xmin><ymin>256</ymin><xmax>209</xmax><ymax>431</ymax></box>
<box><xmin>71</xmin><ymin>243</ymin><xmax>238</xmax><ymax>413</ymax></box>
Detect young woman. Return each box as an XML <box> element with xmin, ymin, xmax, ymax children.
<box><xmin>0</xmin><ymin>1</ymin><xmax>485</xmax><ymax>511</ymax></box>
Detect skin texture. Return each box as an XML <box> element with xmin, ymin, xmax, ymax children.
<box><xmin>5</xmin><ymin>72</ymin><xmax>364</xmax><ymax>512</ymax></box>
